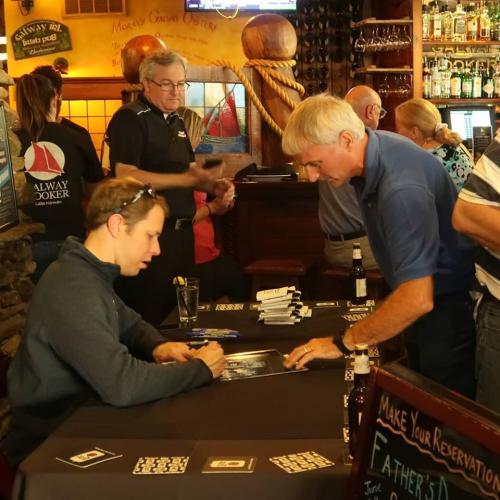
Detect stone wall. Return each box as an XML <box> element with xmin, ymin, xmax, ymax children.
<box><xmin>0</xmin><ymin>222</ymin><xmax>43</xmax><ymax>441</ymax></box>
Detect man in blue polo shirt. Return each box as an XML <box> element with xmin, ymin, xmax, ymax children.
<box><xmin>283</xmin><ymin>95</ymin><xmax>475</xmax><ymax>398</ymax></box>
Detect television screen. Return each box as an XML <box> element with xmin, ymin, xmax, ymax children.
<box><xmin>185</xmin><ymin>0</ymin><xmax>297</xmax><ymax>12</ymax></box>
<box><xmin>441</xmin><ymin>105</ymin><xmax>496</xmax><ymax>149</ymax></box>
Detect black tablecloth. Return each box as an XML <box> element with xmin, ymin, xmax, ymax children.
<box><xmin>12</xmin><ymin>303</ymin><xmax>355</xmax><ymax>500</ymax></box>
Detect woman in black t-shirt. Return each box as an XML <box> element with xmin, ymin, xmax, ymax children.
<box><xmin>16</xmin><ymin>74</ymin><xmax>104</xmax><ymax>282</ymax></box>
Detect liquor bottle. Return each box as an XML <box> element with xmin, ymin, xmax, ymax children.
<box><xmin>351</xmin><ymin>243</ymin><xmax>367</xmax><ymax>304</ymax></box>
<box><xmin>441</xmin><ymin>62</ymin><xmax>451</xmax><ymax>99</ymax></box>
<box><xmin>422</xmin><ymin>4</ymin><xmax>431</xmax><ymax>41</ymax></box>
<box><xmin>432</xmin><ymin>1</ymin><xmax>443</xmax><ymax>40</ymax></box>
<box><xmin>442</xmin><ymin>3</ymin><xmax>453</xmax><ymax>41</ymax></box>
<box><xmin>453</xmin><ymin>1</ymin><xmax>467</xmax><ymax>42</ymax></box>
<box><xmin>467</xmin><ymin>3</ymin><xmax>479</xmax><ymax>41</ymax></box>
<box><xmin>450</xmin><ymin>63</ymin><xmax>462</xmax><ymax>98</ymax></box>
<box><xmin>348</xmin><ymin>343</ymin><xmax>370</xmax><ymax>458</ymax></box>
<box><xmin>431</xmin><ymin>61</ymin><xmax>442</xmax><ymax>98</ymax></box>
<box><xmin>493</xmin><ymin>5</ymin><xmax>500</xmax><ymax>41</ymax></box>
<box><xmin>423</xmin><ymin>58</ymin><xmax>432</xmax><ymax>99</ymax></box>
<box><xmin>472</xmin><ymin>62</ymin><xmax>483</xmax><ymax>99</ymax></box>
<box><xmin>494</xmin><ymin>59</ymin><xmax>500</xmax><ymax>97</ymax></box>
<box><xmin>482</xmin><ymin>64</ymin><xmax>494</xmax><ymax>98</ymax></box>
<box><xmin>461</xmin><ymin>63</ymin><xmax>473</xmax><ymax>98</ymax></box>
<box><xmin>479</xmin><ymin>1</ymin><xmax>491</xmax><ymax>40</ymax></box>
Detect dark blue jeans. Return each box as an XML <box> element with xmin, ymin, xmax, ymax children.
<box><xmin>475</xmin><ymin>297</ymin><xmax>500</xmax><ymax>414</ymax></box>
<box><xmin>403</xmin><ymin>293</ymin><xmax>476</xmax><ymax>400</ymax></box>
<box><xmin>31</xmin><ymin>240</ymin><xmax>64</xmax><ymax>284</ymax></box>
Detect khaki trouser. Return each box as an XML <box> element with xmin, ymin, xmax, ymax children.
<box><xmin>323</xmin><ymin>235</ymin><xmax>378</xmax><ymax>270</ymax></box>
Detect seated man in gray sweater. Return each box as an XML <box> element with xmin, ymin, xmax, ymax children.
<box><xmin>6</xmin><ymin>177</ymin><xmax>226</xmax><ymax>466</ymax></box>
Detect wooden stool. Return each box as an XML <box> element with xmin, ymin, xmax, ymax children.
<box><xmin>243</xmin><ymin>258</ymin><xmax>312</xmax><ymax>300</ymax></box>
<box><xmin>321</xmin><ymin>266</ymin><xmax>389</xmax><ymax>300</ymax></box>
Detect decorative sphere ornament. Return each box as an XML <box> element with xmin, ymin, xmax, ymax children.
<box><xmin>121</xmin><ymin>35</ymin><xmax>168</xmax><ymax>83</ymax></box>
<box><xmin>241</xmin><ymin>14</ymin><xmax>297</xmax><ymax>60</ymax></box>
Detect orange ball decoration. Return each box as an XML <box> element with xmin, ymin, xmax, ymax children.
<box><xmin>241</xmin><ymin>14</ymin><xmax>297</xmax><ymax>60</ymax></box>
<box><xmin>121</xmin><ymin>35</ymin><xmax>168</xmax><ymax>83</ymax></box>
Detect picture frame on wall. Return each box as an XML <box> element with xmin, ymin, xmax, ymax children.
<box><xmin>0</xmin><ymin>102</ymin><xmax>19</xmax><ymax>233</ymax></box>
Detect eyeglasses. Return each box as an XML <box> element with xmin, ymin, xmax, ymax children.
<box><xmin>113</xmin><ymin>184</ymin><xmax>156</xmax><ymax>214</ymax></box>
<box><xmin>148</xmin><ymin>79</ymin><xmax>190</xmax><ymax>92</ymax></box>
<box><xmin>374</xmin><ymin>104</ymin><xmax>387</xmax><ymax>119</ymax></box>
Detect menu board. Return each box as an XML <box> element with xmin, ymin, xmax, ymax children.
<box><xmin>346</xmin><ymin>364</ymin><xmax>500</xmax><ymax>500</ymax></box>
<box><xmin>472</xmin><ymin>126</ymin><xmax>493</xmax><ymax>163</ymax></box>
<box><xmin>0</xmin><ymin>102</ymin><xmax>18</xmax><ymax>232</ymax></box>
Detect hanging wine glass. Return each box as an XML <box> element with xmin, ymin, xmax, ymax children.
<box><xmin>354</xmin><ymin>29</ymin><xmax>367</xmax><ymax>53</ymax></box>
<box><xmin>378</xmin><ymin>74</ymin><xmax>391</xmax><ymax>97</ymax></box>
<box><xmin>372</xmin><ymin>27</ymin><xmax>384</xmax><ymax>52</ymax></box>
<box><xmin>401</xmin><ymin>26</ymin><xmax>412</xmax><ymax>49</ymax></box>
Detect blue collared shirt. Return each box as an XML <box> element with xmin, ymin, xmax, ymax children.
<box><xmin>351</xmin><ymin>129</ymin><xmax>474</xmax><ymax>296</ymax></box>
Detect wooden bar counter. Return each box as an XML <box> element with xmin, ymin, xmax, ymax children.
<box><xmin>223</xmin><ymin>180</ymin><xmax>323</xmax><ymax>268</ymax></box>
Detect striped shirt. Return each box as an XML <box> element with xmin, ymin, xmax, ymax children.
<box><xmin>458</xmin><ymin>135</ymin><xmax>500</xmax><ymax>300</ymax></box>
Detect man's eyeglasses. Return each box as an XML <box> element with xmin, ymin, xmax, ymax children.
<box><xmin>149</xmin><ymin>79</ymin><xmax>190</xmax><ymax>92</ymax></box>
<box><xmin>113</xmin><ymin>185</ymin><xmax>156</xmax><ymax>214</ymax></box>
<box><xmin>374</xmin><ymin>104</ymin><xmax>387</xmax><ymax>119</ymax></box>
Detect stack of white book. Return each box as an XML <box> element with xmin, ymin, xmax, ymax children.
<box><xmin>256</xmin><ymin>286</ymin><xmax>311</xmax><ymax>325</ymax></box>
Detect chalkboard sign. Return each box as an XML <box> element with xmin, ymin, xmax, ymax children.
<box><xmin>0</xmin><ymin>102</ymin><xmax>18</xmax><ymax>232</ymax></box>
<box><xmin>346</xmin><ymin>364</ymin><xmax>500</xmax><ymax>500</ymax></box>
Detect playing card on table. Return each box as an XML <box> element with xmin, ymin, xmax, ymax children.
<box><xmin>341</xmin><ymin>313</ymin><xmax>371</xmax><ymax>322</ymax></box>
<box><xmin>132</xmin><ymin>456</ymin><xmax>189</xmax><ymax>474</ymax></box>
<box><xmin>269</xmin><ymin>451</ymin><xmax>335</xmax><ymax>473</ymax></box>
<box><xmin>202</xmin><ymin>456</ymin><xmax>256</xmax><ymax>473</ymax></box>
<box><xmin>56</xmin><ymin>446</ymin><xmax>122</xmax><ymax>468</ymax></box>
<box><xmin>215</xmin><ymin>303</ymin><xmax>244</xmax><ymax>311</ymax></box>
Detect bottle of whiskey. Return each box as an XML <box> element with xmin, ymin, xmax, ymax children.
<box><xmin>422</xmin><ymin>4</ymin><xmax>431</xmax><ymax>41</ymax></box>
<box><xmin>467</xmin><ymin>3</ymin><xmax>479</xmax><ymax>40</ymax></box>
<box><xmin>348</xmin><ymin>343</ymin><xmax>370</xmax><ymax>458</ymax></box>
<box><xmin>479</xmin><ymin>0</ymin><xmax>491</xmax><ymax>40</ymax></box>
<box><xmin>494</xmin><ymin>58</ymin><xmax>500</xmax><ymax>97</ymax></box>
<box><xmin>351</xmin><ymin>242</ymin><xmax>367</xmax><ymax>304</ymax></box>
<box><xmin>461</xmin><ymin>63</ymin><xmax>473</xmax><ymax>98</ymax></box>
<box><xmin>453</xmin><ymin>0</ymin><xmax>467</xmax><ymax>42</ymax></box>
<box><xmin>423</xmin><ymin>57</ymin><xmax>432</xmax><ymax>98</ymax></box>
<box><xmin>450</xmin><ymin>62</ymin><xmax>462</xmax><ymax>98</ymax></box>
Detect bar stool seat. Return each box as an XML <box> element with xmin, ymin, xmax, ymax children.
<box><xmin>243</xmin><ymin>258</ymin><xmax>312</xmax><ymax>300</ymax></box>
<box><xmin>321</xmin><ymin>266</ymin><xmax>389</xmax><ymax>300</ymax></box>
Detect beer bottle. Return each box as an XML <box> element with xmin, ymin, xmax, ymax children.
<box><xmin>351</xmin><ymin>242</ymin><xmax>367</xmax><ymax>304</ymax></box>
<box><xmin>348</xmin><ymin>343</ymin><xmax>370</xmax><ymax>458</ymax></box>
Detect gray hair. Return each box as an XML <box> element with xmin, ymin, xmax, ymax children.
<box><xmin>139</xmin><ymin>50</ymin><xmax>187</xmax><ymax>83</ymax></box>
<box><xmin>282</xmin><ymin>94</ymin><xmax>365</xmax><ymax>156</ymax></box>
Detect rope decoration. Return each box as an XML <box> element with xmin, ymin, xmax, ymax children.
<box><xmin>212</xmin><ymin>58</ymin><xmax>305</xmax><ymax>136</ymax></box>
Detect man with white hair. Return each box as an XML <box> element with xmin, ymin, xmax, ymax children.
<box><xmin>283</xmin><ymin>94</ymin><xmax>476</xmax><ymax>399</ymax></box>
<box><xmin>318</xmin><ymin>85</ymin><xmax>384</xmax><ymax>269</ymax></box>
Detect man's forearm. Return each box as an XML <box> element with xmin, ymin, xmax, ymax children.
<box><xmin>343</xmin><ymin>276</ymin><xmax>434</xmax><ymax>349</ymax></box>
<box><xmin>453</xmin><ymin>199</ymin><xmax>500</xmax><ymax>251</ymax></box>
<box><xmin>115</xmin><ymin>163</ymin><xmax>196</xmax><ymax>190</ymax></box>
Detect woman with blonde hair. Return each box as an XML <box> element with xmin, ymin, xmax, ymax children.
<box><xmin>395</xmin><ymin>98</ymin><xmax>473</xmax><ymax>190</ymax></box>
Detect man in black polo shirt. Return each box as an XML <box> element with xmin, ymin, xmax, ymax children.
<box><xmin>106</xmin><ymin>50</ymin><xmax>231</xmax><ymax>325</ymax></box>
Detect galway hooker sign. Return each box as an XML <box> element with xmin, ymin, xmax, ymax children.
<box><xmin>11</xmin><ymin>20</ymin><xmax>72</xmax><ymax>60</ymax></box>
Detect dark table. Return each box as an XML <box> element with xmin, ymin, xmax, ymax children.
<box><xmin>12</xmin><ymin>302</ymin><xmax>361</xmax><ymax>500</ymax></box>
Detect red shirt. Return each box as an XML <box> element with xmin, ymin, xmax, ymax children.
<box><xmin>193</xmin><ymin>191</ymin><xmax>221</xmax><ymax>264</ymax></box>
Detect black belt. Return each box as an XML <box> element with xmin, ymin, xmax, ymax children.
<box><xmin>323</xmin><ymin>230</ymin><xmax>366</xmax><ymax>242</ymax></box>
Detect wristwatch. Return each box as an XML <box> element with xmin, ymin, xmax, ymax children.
<box><xmin>332</xmin><ymin>335</ymin><xmax>352</xmax><ymax>356</ymax></box>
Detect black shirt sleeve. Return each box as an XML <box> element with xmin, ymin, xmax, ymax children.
<box><xmin>78</xmin><ymin>132</ymin><xmax>104</xmax><ymax>183</ymax></box>
<box><xmin>107</xmin><ymin>108</ymin><xmax>145</xmax><ymax>173</ymax></box>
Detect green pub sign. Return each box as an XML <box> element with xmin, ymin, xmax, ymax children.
<box><xmin>11</xmin><ymin>20</ymin><xmax>72</xmax><ymax>60</ymax></box>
